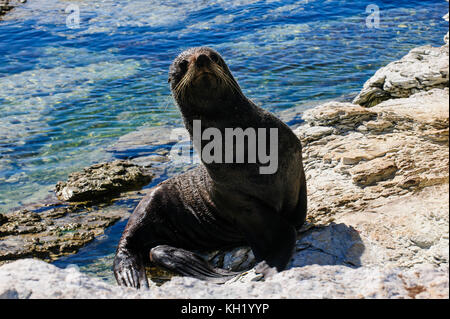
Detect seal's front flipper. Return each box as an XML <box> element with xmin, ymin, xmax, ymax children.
<box><xmin>235</xmin><ymin>203</ymin><xmax>297</xmax><ymax>272</ymax></box>
<box><xmin>113</xmin><ymin>249</ymin><xmax>149</xmax><ymax>289</ymax></box>
<box><xmin>149</xmin><ymin>245</ymin><xmax>239</xmax><ymax>283</ymax></box>
<box><xmin>254</xmin><ymin>260</ymin><xmax>278</xmax><ymax>279</ymax></box>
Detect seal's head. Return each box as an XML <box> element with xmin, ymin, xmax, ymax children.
<box><xmin>169</xmin><ymin>47</ymin><xmax>244</xmax><ymax>106</ymax></box>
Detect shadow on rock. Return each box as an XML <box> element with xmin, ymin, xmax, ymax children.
<box><xmin>289</xmin><ymin>222</ymin><xmax>364</xmax><ymax>268</ymax></box>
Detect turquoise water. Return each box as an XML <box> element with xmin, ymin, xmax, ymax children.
<box><xmin>1</xmin><ymin>0</ymin><xmax>448</xmax><ymax>281</ymax></box>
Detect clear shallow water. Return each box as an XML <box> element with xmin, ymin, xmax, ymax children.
<box><xmin>0</xmin><ymin>0</ymin><xmax>448</xmax><ymax>281</ymax></box>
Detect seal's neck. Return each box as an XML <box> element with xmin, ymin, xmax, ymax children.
<box><xmin>179</xmin><ymin>95</ymin><xmax>254</xmax><ymax>134</ymax></box>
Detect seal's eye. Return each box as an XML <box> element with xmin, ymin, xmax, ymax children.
<box><xmin>179</xmin><ymin>60</ymin><xmax>188</xmax><ymax>73</ymax></box>
<box><xmin>210</xmin><ymin>53</ymin><xmax>219</xmax><ymax>63</ymax></box>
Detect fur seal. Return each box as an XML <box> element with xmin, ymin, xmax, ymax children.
<box><xmin>113</xmin><ymin>47</ymin><xmax>307</xmax><ymax>288</ymax></box>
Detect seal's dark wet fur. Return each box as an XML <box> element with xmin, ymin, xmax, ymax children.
<box><xmin>114</xmin><ymin>47</ymin><xmax>307</xmax><ymax>288</ymax></box>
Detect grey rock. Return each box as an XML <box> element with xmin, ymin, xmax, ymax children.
<box><xmin>0</xmin><ymin>288</ymin><xmax>19</xmax><ymax>299</ymax></box>
<box><xmin>201</xmin><ymin>223</ymin><xmax>362</xmax><ymax>274</ymax></box>
<box><xmin>290</xmin><ymin>223</ymin><xmax>364</xmax><ymax>268</ymax></box>
<box><xmin>0</xmin><ymin>259</ymin><xmax>447</xmax><ymax>299</ymax></box>
<box><xmin>54</xmin><ymin>160</ymin><xmax>153</xmax><ymax>202</ymax></box>
<box><xmin>294</xmin><ymin>125</ymin><xmax>334</xmax><ymax>144</ymax></box>
<box><xmin>353</xmin><ymin>45</ymin><xmax>449</xmax><ymax>107</ymax></box>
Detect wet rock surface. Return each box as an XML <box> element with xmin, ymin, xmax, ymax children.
<box><xmin>1</xmin><ymin>159</ymin><xmax>155</xmax><ymax>266</ymax></box>
<box><xmin>54</xmin><ymin>160</ymin><xmax>153</xmax><ymax>202</ymax></box>
<box><xmin>0</xmin><ymin>204</ymin><xmax>126</xmax><ymax>266</ymax></box>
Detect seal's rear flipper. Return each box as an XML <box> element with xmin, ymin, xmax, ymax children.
<box><xmin>149</xmin><ymin>245</ymin><xmax>239</xmax><ymax>283</ymax></box>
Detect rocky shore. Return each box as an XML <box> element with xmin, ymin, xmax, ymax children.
<box><xmin>0</xmin><ymin>7</ymin><xmax>448</xmax><ymax>299</ymax></box>
<box><xmin>1</xmin><ymin>258</ymin><xmax>447</xmax><ymax>298</ymax></box>
<box><xmin>0</xmin><ymin>160</ymin><xmax>152</xmax><ymax>266</ymax></box>
<box><xmin>0</xmin><ymin>0</ymin><xmax>24</xmax><ymax>18</ymax></box>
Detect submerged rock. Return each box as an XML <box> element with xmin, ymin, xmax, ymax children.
<box><xmin>0</xmin><ymin>155</ymin><xmax>156</xmax><ymax>268</ymax></box>
<box><xmin>0</xmin><ymin>204</ymin><xmax>127</xmax><ymax>266</ymax></box>
<box><xmin>55</xmin><ymin>160</ymin><xmax>153</xmax><ymax>202</ymax></box>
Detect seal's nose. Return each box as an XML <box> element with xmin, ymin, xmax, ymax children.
<box><xmin>195</xmin><ymin>54</ymin><xmax>210</xmax><ymax>68</ymax></box>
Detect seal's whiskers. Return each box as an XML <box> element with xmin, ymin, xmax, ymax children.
<box><xmin>211</xmin><ymin>64</ymin><xmax>245</xmax><ymax>100</ymax></box>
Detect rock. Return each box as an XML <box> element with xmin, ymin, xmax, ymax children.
<box><xmin>291</xmin><ymin>86</ymin><xmax>448</xmax><ymax>273</ymax></box>
<box><xmin>0</xmin><ymin>213</ymin><xmax>7</xmax><ymax>226</ymax></box>
<box><xmin>0</xmin><ymin>0</ymin><xmax>24</xmax><ymax>17</ymax></box>
<box><xmin>0</xmin><ymin>204</ymin><xmax>127</xmax><ymax>266</ymax></box>
<box><xmin>0</xmin><ymin>259</ymin><xmax>447</xmax><ymax>298</ymax></box>
<box><xmin>55</xmin><ymin>160</ymin><xmax>153</xmax><ymax>202</ymax></box>
<box><xmin>290</xmin><ymin>223</ymin><xmax>365</xmax><ymax>268</ymax></box>
<box><xmin>295</xmin><ymin>125</ymin><xmax>334</xmax><ymax>144</ymax></box>
<box><xmin>0</xmin><ymin>151</ymin><xmax>158</xmax><ymax>268</ymax></box>
<box><xmin>364</xmin><ymin>119</ymin><xmax>393</xmax><ymax>133</ymax></box>
<box><xmin>350</xmin><ymin>158</ymin><xmax>398</xmax><ymax>186</ymax></box>
<box><xmin>353</xmin><ymin>45</ymin><xmax>449</xmax><ymax>107</ymax></box>
<box><xmin>302</xmin><ymin>102</ymin><xmax>377</xmax><ymax>130</ymax></box>
<box><xmin>201</xmin><ymin>222</ymin><xmax>363</xmax><ymax>275</ymax></box>
<box><xmin>294</xmin><ymin>87</ymin><xmax>449</xmax><ymax>201</ymax></box>
<box><xmin>0</xmin><ymin>1</ymin><xmax>12</xmax><ymax>16</ymax></box>
<box><xmin>370</xmin><ymin>88</ymin><xmax>449</xmax><ymax>131</ymax></box>
<box><xmin>338</xmin><ymin>185</ymin><xmax>449</xmax><ymax>269</ymax></box>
